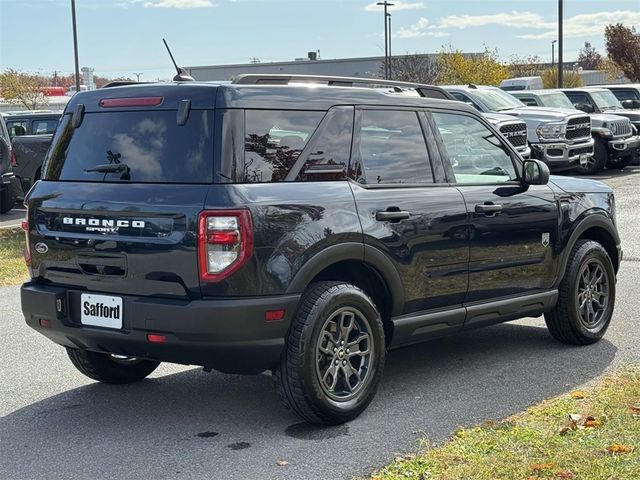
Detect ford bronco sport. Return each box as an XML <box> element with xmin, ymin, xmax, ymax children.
<box><xmin>21</xmin><ymin>75</ymin><xmax>621</xmax><ymax>425</ymax></box>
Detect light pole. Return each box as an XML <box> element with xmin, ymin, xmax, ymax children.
<box><xmin>71</xmin><ymin>0</ymin><xmax>81</xmax><ymax>93</ymax></box>
<box><xmin>134</xmin><ymin>72</ymin><xmax>143</xmax><ymax>82</ymax></box>
<box><xmin>551</xmin><ymin>40</ymin><xmax>557</xmax><ymax>68</ymax></box>
<box><xmin>376</xmin><ymin>1</ymin><xmax>394</xmax><ymax>79</ymax></box>
<box><xmin>387</xmin><ymin>13</ymin><xmax>392</xmax><ymax>78</ymax></box>
<box><xmin>558</xmin><ymin>0</ymin><xmax>564</xmax><ymax>88</ymax></box>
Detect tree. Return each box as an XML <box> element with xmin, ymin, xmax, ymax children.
<box><xmin>576</xmin><ymin>42</ymin><xmax>603</xmax><ymax>70</ymax></box>
<box><xmin>507</xmin><ymin>54</ymin><xmax>543</xmax><ymax>78</ymax></box>
<box><xmin>381</xmin><ymin>54</ymin><xmax>439</xmax><ymax>84</ymax></box>
<box><xmin>541</xmin><ymin>68</ymin><xmax>583</xmax><ymax>89</ymax></box>
<box><xmin>605</xmin><ymin>23</ymin><xmax>640</xmax><ymax>82</ymax></box>
<box><xmin>0</xmin><ymin>69</ymin><xmax>49</xmax><ymax>109</ymax></box>
<box><xmin>599</xmin><ymin>57</ymin><xmax>625</xmax><ymax>82</ymax></box>
<box><xmin>436</xmin><ymin>46</ymin><xmax>509</xmax><ymax>86</ymax></box>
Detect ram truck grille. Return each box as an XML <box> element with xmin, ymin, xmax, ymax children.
<box><xmin>499</xmin><ymin>122</ymin><xmax>528</xmax><ymax>148</ymax></box>
<box><xmin>566</xmin><ymin>116</ymin><xmax>591</xmax><ymax>141</ymax></box>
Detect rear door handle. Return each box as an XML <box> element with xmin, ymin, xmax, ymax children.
<box><xmin>474</xmin><ymin>203</ymin><xmax>502</xmax><ymax>216</ymax></box>
<box><xmin>376</xmin><ymin>209</ymin><xmax>410</xmax><ymax>222</ymax></box>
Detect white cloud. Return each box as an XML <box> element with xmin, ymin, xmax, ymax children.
<box><xmin>396</xmin><ymin>17</ymin><xmax>449</xmax><ymax>38</ymax></box>
<box><xmin>364</xmin><ymin>1</ymin><xmax>425</xmax><ymax>12</ymax></box>
<box><xmin>517</xmin><ymin>11</ymin><xmax>640</xmax><ymax>39</ymax></box>
<box><xmin>143</xmin><ymin>0</ymin><xmax>215</xmax><ymax>8</ymax></box>
<box><xmin>394</xmin><ymin>10</ymin><xmax>640</xmax><ymax>42</ymax></box>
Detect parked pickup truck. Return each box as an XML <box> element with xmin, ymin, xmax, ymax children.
<box><xmin>511</xmin><ymin>89</ymin><xmax>639</xmax><ymax>174</ymax></box>
<box><xmin>11</xmin><ymin>134</ymin><xmax>53</xmax><ymax>196</ymax></box>
<box><xmin>483</xmin><ymin>113</ymin><xmax>531</xmax><ymax>159</ymax></box>
<box><xmin>0</xmin><ymin>116</ymin><xmax>21</xmax><ymax>214</ymax></box>
<box><xmin>601</xmin><ymin>84</ymin><xmax>640</xmax><ymax>111</ymax></box>
<box><xmin>443</xmin><ymin>85</ymin><xmax>594</xmax><ymax>172</ymax></box>
<box><xmin>2</xmin><ymin>111</ymin><xmax>61</xmax><ymax>141</ymax></box>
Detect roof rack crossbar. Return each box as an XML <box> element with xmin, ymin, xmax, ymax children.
<box><xmin>233</xmin><ymin>74</ymin><xmax>454</xmax><ymax>100</ymax></box>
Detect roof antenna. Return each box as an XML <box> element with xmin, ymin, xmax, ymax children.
<box><xmin>163</xmin><ymin>38</ymin><xmax>195</xmax><ymax>82</ymax></box>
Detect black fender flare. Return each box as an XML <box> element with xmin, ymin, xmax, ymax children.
<box><xmin>286</xmin><ymin>242</ymin><xmax>405</xmax><ymax>316</ymax></box>
<box><xmin>555</xmin><ymin>212</ymin><xmax>620</xmax><ymax>287</ymax></box>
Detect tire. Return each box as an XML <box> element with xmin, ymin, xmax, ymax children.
<box><xmin>273</xmin><ymin>282</ymin><xmax>386</xmax><ymax>425</ymax></box>
<box><xmin>606</xmin><ymin>152</ymin><xmax>634</xmax><ymax>170</ymax></box>
<box><xmin>544</xmin><ymin>240</ymin><xmax>616</xmax><ymax>345</ymax></box>
<box><xmin>66</xmin><ymin>348</ymin><xmax>160</xmax><ymax>384</ymax></box>
<box><xmin>575</xmin><ymin>139</ymin><xmax>606</xmax><ymax>175</ymax></box>
<box><xmin>0</xmin><ymin>182</ymin><xmax>18</xmax><ymax>214</ymax></box>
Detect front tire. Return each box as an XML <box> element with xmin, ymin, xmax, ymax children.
<box><xmin>66</xmin><ymin>348</ymin><xmax>160</xmax><ymax>384</ymax></box>
<box><xmin>575</xmin><ymin>139</ymin><xmax>606</xmax><ymax>175</ymax></box>
<box><xmin>606</xmin><ymin>152</ymin><xmax>634</xmax><ymax>170</ymax></box>
<box><xmin>273</xmin><ymin>282</ymin><xmax>386</xmax><ymax>425</ymax></box>
<box><xmin>545</xmin><ymin>240</ymin><xmax>616</xmax><ymax>345</ymax></box>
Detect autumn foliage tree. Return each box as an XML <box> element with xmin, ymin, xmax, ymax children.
<box><xmin>383</xmin><ymin>54</ymin><xmax>439</xmax><ymax>84</ymax></box>
<box><xmin>0</xmin><ymin>69</ymin><xmax>49</xmax><ymax>109</ymax></box>
<box><xmin>437</xmin><ymin>47</ymin><xmax>509</xmax><ymax>86</ymax></box>
<box><xmin>541</xmin><ymin>68</ymin><xmax>583</xmax><ymax>89</ymax></box>
<box><xmin>605</xmin><ymin>23</ymin><xmax>640</xmax><ymax>82</ymax></box>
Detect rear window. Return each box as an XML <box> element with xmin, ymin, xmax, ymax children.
<box><xmin>44</xmin><ymin>110</ymin><xmax>214</xmax><ymax>183</ymax></box>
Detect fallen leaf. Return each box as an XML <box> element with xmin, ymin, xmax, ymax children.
<box><xmin>276</xmin><ymin>459</ymin><xmax>289</xmax><ymax>466</ymax></box>
<box><xmin>531</xmin><ymin>462</ymin><xmax>556</xmax><ymax>472</ymax></box>
<box><xmin>570</xmin><ymin>391</ymin><xmax>586</xmax><ymax>399</ymax></box>
<box><xmin>608</xmin><ymin>444</ymin><xmax>633</xmax><ymax>454</ymax></box>
<box><xmin>630</xmin><ymin>405</ymin><xmax>640</xmax><ymax>415</ymax></box>
<box><xmin>583</xmin><ymin>416</ymin><xmax>601</xmax><ymax>428</ymax></box>
<box><xmin>555</xmin><ymin>471</ymin><xmax>574</xmax><ymax>479</ymax></box>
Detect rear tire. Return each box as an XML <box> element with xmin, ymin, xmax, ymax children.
<box><xmin>0</xmin><ymin>182</ymin><xmax>18</xmax><ymax>214</ymax></box>
<box><xmin>66</xmin><ymin>348</ymin><xmax>160</xmax><ymax>384</ymax></box>
<box><xmin>544</xmin><ymin>240</ymin><xmax>615</xmax><ymax>345</ymax></box>
<box><xmin>575</xmin><ymin>139</ymin><xmax>606</xmax><ymax>175</ymax></box>
<box><xmin>606</xmin><ymin>152</ymin><xmax>634</xmax><ymax>170</ymax></box>
<box><xmin>273</xmin><ymin>282</ymin><xmax>385</xmax><ymax>425</ymax></box>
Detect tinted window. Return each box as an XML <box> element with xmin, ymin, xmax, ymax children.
<box><xmin>564</xmin><ymin>92</ymin><xmax>591</xmax><ymax>107</ymax></box>
<box><xmin>295</xmin><ymin>107</ymin><xmax>353</xmax><ymax>182</ymax></box>
<box><xmin>611</xmin><ymin>90</ymin><xmax>639</xmax><ymax>101</ymax></box>
<box><xmin>33</xmin><ymin>119</ymin><xmax>59</xmax><ymax>135</ymax></box>
<box><xmin>6</xmin><ymin>120</ymin><xmax>28</xmax><ymax>140</ymax></box>
<box><xmin>358</xmin><ymin>110</ymin><xmax>433</xmax><ymax>184</ymax></box>
<box><xmin>432</xmin><ymin>112</ymin><xmax>517</xmax><ymax>184</ymax></box>
<box><xmin>242</xmin><ymin>110</ymin><xmax>323</xmax><ymax>183</ymax></box>
<box><xmin>518</xmin><ymin>97</ymin><xmax>538</xmax><ymax>106</ymax></box>
<box><xmin>44</xmin><ymin>110</ymin><xmax>214</xmax><ymax>183</ymax></box>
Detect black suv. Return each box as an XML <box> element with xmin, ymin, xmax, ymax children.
<box><xmin>21</xmin><ymin>75</ymin><xmax>621</xmax><ymax>425</ymax></box>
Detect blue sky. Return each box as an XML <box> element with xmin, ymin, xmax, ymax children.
<box><xmin>1</xmin><ymin>0</ymin><xmax>639</xmax><ymax>80</ymax></box>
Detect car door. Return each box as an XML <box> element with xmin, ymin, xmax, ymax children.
<box><xmin>429</xmin><ymin>109</ymin><xmax>560</xmax><ymax>306</ymax></box>
<box><xmin>349</xmin><ymin>107</ymin><xmax>469</xmax><ymax>319</ymax></box>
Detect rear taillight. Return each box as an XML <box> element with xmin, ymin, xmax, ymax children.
<box><xmin>22</xmin><ymin>207</ymin><xmax>30</xmax><ymax>266</ymax></box>
<box><xmin>198</xmin><ymin>210</ymin><xmax>253</xmax><ymax>282</ymax></box>
<box><xmin>10</xmin><ymin>148</ymin><xmax>17</xmax><ymax>167</ymax></box>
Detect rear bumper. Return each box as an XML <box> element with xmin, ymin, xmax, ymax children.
<box><xmin>532</xmin><ymin>138</ymin><xmax>594</xmax><ymax>171</ymax></box>
<box><xmin>21</xmin><ymin>282</ymin><xmax>300</xmax><ymax>374</ymax></box>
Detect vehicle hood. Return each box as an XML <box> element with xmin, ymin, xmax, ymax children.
<box><xmin>501</xmin><ymin>107</ymin><xmax>580</xmax><ymax>122</ymax></box>
<box><xmin>482</xmin><ymin>112</ymin><xmax>523</xmax><ymax>125</ymax></box>
<box><xmin>603</xmin><ymin>109</ymin><xmax>640</xmax><ymax>122</ymax></box>
<box><xmin>549</xmin><ymin>175</ymin><xmax>612</xmax><ymax>194</ymax></box>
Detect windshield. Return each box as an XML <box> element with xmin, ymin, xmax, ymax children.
<box><xmin>590</xmin><ymin>90</ymin><xmax>623</xmax><ymax>110</ymax></box>
<box><xmin>473</xmin><ymin>89</ymin><xmax>525</xmax><ymax>111</ymax></box>
<box><xmin>540</xmin><ymin>92</ymin><xmax>576</xmax><ymax>109</ymax></box>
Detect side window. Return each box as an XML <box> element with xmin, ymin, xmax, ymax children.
<box><xmin>565</xmin><ymin>93</ymin><xmax>591</xmax><ymax>107</ymax></box>
<box><xmin>6</xmin><ymin>120</ymin><xmax>28</xmax><ymax>140</ymax></box>
<box><xmin>450</xmin><ymin>92</ymin><xmax>481</xmax><ymax>111</ymax></box>
<box><xmin>432</xmin><ymin>112</ymin><xmax>517</xmax><ymax>184</ymax></box>
<box><xmin>612</xmin><ymin>90</ymin><xmax>638</xmax><ymax>101</ymax></box>
<box><xmin>33</xmin><ymin>119</ymin><xmax>58</xmax><ymax>135</ymax></box>
<box><xmin>243</xmin><ymin>110</ymin><xmax>323</xmax><ymax>183</ymax></box>
<box><xmin>358</xmin><ymin>110</ymin><xmax>433</xmax><ymax>185</ymax></box>
<box><xmin>295</xmin><ymin>107</ymin><xmax>353</xmax><ymax>182</ymax></box>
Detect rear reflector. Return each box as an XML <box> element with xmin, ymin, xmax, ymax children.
<box><xmin>100</xmin><ymin>97</ymin><xmax>163</xmax><ymax>108</ymax></box>
<box><xmin>265</xmin><ymin>310</ymin><xmax>285</xmax><ymax>321</ymax></box>
<box><xmin>39</xmin><ymin>319</ymin><xmax>51</xmax><ymax>328</ymax></box>
<box><xmin>147</xmin><ymin>333</ymin><xmax>167</xmax><ymax>343</ymax></box>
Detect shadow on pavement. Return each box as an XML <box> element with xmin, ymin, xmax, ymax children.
<box><xmin>0</xmin><ymin>321</ymin><xmax>617</xmax><ymax>479</ymax></box>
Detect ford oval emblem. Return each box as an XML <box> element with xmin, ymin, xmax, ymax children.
<box><xmin>34</xmin><ymin>242</ymin><xmax>49</xmax><ymax>254</ymax></box>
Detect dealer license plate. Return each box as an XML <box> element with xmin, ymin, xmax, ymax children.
<box><xmin>80</xmin><ymin>293</ymin><xmax>123</xmax><ymax>329</ymax></box>
<box><xmin>579</xmin><ymin>154</ymin><xmax>589</xmax><ymax>166</ymax></box>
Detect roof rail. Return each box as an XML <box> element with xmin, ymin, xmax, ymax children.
<box><xmin>233</xmin><ymin>74</ymin><xmax>455</xmax><ymax>100</ymax></box>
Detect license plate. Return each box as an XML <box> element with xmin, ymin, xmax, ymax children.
<box><xmin>579</xmin><ymin>154</ymin><xmax>589</xmax><ymax>166</ymax></box>
<box><xmin>81</xmin><ymin>293</ymin><xmax>123</xmax><ymax>329</ymax></box>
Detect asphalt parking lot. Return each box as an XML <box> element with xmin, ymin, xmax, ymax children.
<box><xmin>1</xmin><ymin>167</ymin><xmax>639</xmax><ymax>480</ymax></box>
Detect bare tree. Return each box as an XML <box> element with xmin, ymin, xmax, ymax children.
<box><xmin>577</xmin><ymin>42</ymin><xmax>604</xmax><ymax>70</ymax></box>
<box><xmin>508</xmin><ymin>54</ymin><xmax>544</xmax><ymax>78</ymax></box>
<box><xmin>379</xmin><ymin>54</ymin><xmax>440</xmax><ymax>84</ymax></box>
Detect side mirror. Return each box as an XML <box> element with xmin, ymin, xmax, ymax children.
<box><xmin>621</xmin><ymin>99</ymin><xmax>640</xmax><ymax>109</ymax></box>
<box><xmin>574</xmin><ymin>103</ymin><xmax>595</xmax><ymax>113</ymax></box>
<box><xmin>522</xmin><ymin>159</ymin><xmax>550</xmax><ymax>186</ymax></box>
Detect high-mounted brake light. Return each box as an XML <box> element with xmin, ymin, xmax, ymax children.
<box><xmin>99</xmin><ymin>97</ymin><xmax>163</xmax><ymax>108</ymax></box>
<box><xmin>198</xmin><ymin>210</ymin><xmax>253</xmax><ymax>282</ymax></box>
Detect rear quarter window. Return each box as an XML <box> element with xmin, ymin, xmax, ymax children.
<box><xmin>44</xmin><ymin>110</ymin><xmax>214</xmax><ymax>184</ymax></box>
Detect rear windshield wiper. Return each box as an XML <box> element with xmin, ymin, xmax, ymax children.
<box><xmin>84</xmin><ymin>163</ymin><xmax>130</xmax><ymax>174</ymax></box>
